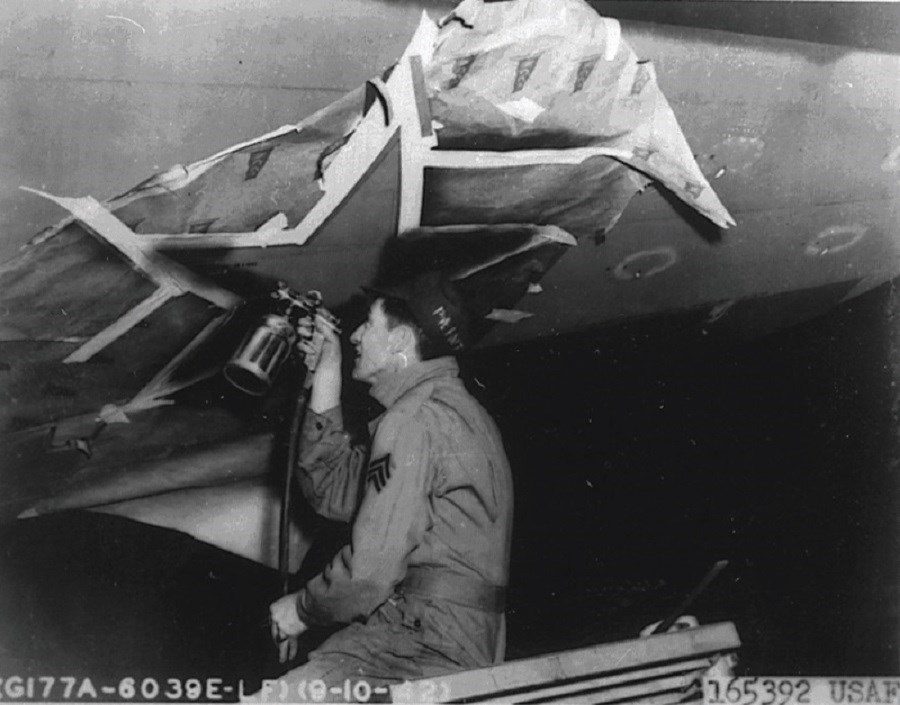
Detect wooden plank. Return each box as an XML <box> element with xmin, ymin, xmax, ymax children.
<box><xmin>520</xmin><ymin>672</ymin><xmax>698</xmax><ymax>705</ymax></box>
<box><xmin>392</xmin><ymin>622</ymin><xmax>739</xmax><ymax>703</ymax></box>
<box><xmin>474</xmin><ymin>657</ymin><xmax>711</xmax><ymax>704</ymax></box>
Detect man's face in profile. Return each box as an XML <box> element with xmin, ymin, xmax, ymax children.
<box><xmin>349</xmin><ymin>299</ymin><xmax>395</xmax><ymax>383</ymax></box>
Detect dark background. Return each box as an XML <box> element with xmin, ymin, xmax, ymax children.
<box><xmin>470</xmin><ymin>279</ymin><xmax>900</xmax><ymax>675</ymax></box>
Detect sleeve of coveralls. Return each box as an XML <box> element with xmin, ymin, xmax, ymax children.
<box><xmin>294</xmin><ymin>419</ymin><xmax>432</xmax><ymax>626</ymax></box>
<box><xmin>295</xmin><ymin>406</ymin><xmax>367</xmax><ymax>523</ymax></box>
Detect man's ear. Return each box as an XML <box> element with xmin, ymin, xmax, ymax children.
<box><xmin>388</xmin><ymin>324</ymin><xmax>417</xmax><ymax>357</ymax></box>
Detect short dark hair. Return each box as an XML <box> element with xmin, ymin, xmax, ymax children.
<box><xmin>379</xmin><ymin>296</ymin><xmax>442</xmax><ymax>361</ymax></box>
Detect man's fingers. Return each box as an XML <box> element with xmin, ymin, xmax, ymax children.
<box><xmin>270</xmin><ymin>607</ymin><xmax>285</xmax><ymax>645</ymax></box>
<box><xmin>270</xmin><ymin>618</ymin><xmax>279</xmax><ymax>644</ymax></box>
<box><xmin>315</xmin><ymin>310</ymin><xmax>339</xmax><ymax>333</ymax></box>
<box><xmin>270</xmin><ymin>595</ymin><xmax>307</xmax><ymax>645</ymax></box>
<box><xmin>315</xmin><ymin>315</ymin><xmax>340</xmax><ymax>343</ymax></box>
<box><xmin>278</xmin><ymin>637</ymin><xmax>298</xmax><ymax>664</ymax></box>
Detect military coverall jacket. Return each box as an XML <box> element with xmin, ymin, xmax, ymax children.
<box><xmin>289</xmin><ymin>356</ymin><xmax>513</xmax><ymax>684</ymax></box>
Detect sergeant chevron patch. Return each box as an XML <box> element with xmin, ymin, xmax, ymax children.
<box><xmin>367</xmin><ymin>454</ymin><xmax>391</xmax><ymax>492</ymax></box>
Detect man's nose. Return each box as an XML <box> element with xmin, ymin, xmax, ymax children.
<box><xmin>350</xmin><ymin>326</ymin><xmax>362</xmax><ymax>344</ymax></box>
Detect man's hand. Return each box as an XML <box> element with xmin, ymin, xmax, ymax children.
<box><xmin>307</xmin><ymin>312</ymin><xmax>342</xmax><ymax>413</ymax></box>
<box><xmin>639</xmin><ymin>614</ymin><xmax>699</xmax><ymax>637</ymax></box>
<box><xmin>296</xmin><ymin>311</ymin><xmax>340</xmax><ymax>369</ymax></box>
<box><xmin>312</xmin><ymin>312</ymin><xmax>341</xmax><ymax>372</ymax></box>
<box><xmin>270</xmin><ymin>593</ymin><xmax>309</xmax><ymax>663</ymax></box>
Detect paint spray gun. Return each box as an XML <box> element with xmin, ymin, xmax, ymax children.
<box><xmin>224</xmin><ymin>283</ymin><xmax>343</xmax><ymax>615</ymax></box>
<box><xmin>224</xmin><ymin>283</ymin><xmax>341</xmax><ymax>396</ymax></box>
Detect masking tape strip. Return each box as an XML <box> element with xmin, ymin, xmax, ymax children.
<box><xmin>452</xmin><ymin>225</ymin><xmax>576</xmax><ymax>280</ymax></box>
<box><xmin>287</xmin><ymin>121</ymin><xmax>398</xmax><ymax>248</ymax></box>
<box><xmin>409</xmin><ymin>55</ymin><xmax>434</xmax><ymax>138</ymax></box>
<box><xmin>141</xmin><ymin>152</ymin><xmax>627</xmax><ymax>253</ymax></box>
<box><xmin>98</xmin><ymin>397</ymin><xmax>175</xmax><ymax>425</ymax></box>
<box><xmin>139</xmin><ymin>213</ymin><xmax>290</xmax><ymax>250</ymax></box>
<box><xmin>392</xmin><ymin>19</ymin><xmax>439</xmax><ymax>232</ymax></box>
<box><xmin>119</xmin><ymin>124</ymin><xmax>311</xmax><ymax>200</ymax></box>
<box><xmin>236</xmin><ymin>12</ymin><xmax>439</xmax><ymax>248</ymax></box>
<box><xmin>29</xmin><ymin>117</ymin><xmax>336</xmax><ymax>248</ymax></box>
<box><xmin>23</xmin><ymin>187</ymin><xmax>239</xmax><ymax>365</ymax></box>
<box><xmin>426</xmin><ymin>147</ymin><xmax>633</xmax><ymax>169</ymax></box>
<box><xmin>63</xmin><ymin>287</ymin><xmax>176</xmax><ymax>363</ymax></box>
<box><xmin>21</xmin><ymin>187</ymin><xmax>238</xmax><ymax>309</ymax></box>
<box><xmin>486</xmin><ymin>309</ymin><xmax>534</xmax><ymax>324</ymax></box>
<box><xmin>601</xmin><ymin>17</ymin><xmax>621</xmax><ymax>61</ymax></box>
<box><xmin>74</xmin><ymin>313</ymin><xmax>229</xmax><ymax>430</ymax></box>
<box><xmin>132</xmin><ymin>312</ymin><xmax>231</xmax><ymax>404</ymax></box>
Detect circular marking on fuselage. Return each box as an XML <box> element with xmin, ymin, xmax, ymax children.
<box><xmin>613</xmin><ymin>247</ymin><xmax>678</xmax><ymax>280</ymax></box>
<box><xmin>804</xmin><ymin>225</ymin><xmax>868</xmax><ymax>256</ymax></box>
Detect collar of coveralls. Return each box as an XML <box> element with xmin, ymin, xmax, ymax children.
<box><xmin>369</xmin><ymin>356</ymin><xmax>459</xmax><ymax>409</ymax></box>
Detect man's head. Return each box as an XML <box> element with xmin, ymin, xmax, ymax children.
<box><xmin>349</xmin><ymin>297</ymin><xmax>428</xmax><ymax>383</ymax></box>
<box><xmin>350</xmin><ymin>272</ymin><xmax>472</xmax><ymax>383</ymax></box>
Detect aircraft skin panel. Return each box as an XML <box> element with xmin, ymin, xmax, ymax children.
<box><xmin>0</xmin><ymin>0</ymin><xmax>423</xmax><ymax>263</ymax></box>
<box><xmin>27</xmin><ymin>4</ymin><xmax>891</xmax><ymax>351</ymax></box>
<box><xmin>1</xmin><ymin>0</ymin><xmax>899</xmax><ymax>524</ymax></box>
<box><xmin>2</xmin><ymin>3</ymin><xmax>897</xmax><ymax>261</ymax></box>
<box><xmin>709</xmin><ymin>279</ymin><xmax>862</xmax><ymax>342</ymax></box>
<box><xmin>0</xmin><ymin>293</ymin><xmax>225</xmax><ymax>436</ymax></box>
<box><xmin>477</xmin><ymin>197</ymin><xmax>899</xmax><ymax>347</ymax></box>
<box><xmin>109</xmin><ymin>88</ymin><xmax>367</xmax><ymax>236</ymax></box>
<box><xmin>0</xmin><ymin>78</ymin><xmax>348</xmax><ymax>264</ymax></box>
<box><xmin>421</xmin><ymin>158</ymin><xmax>647</xmax><ymax>240</ymax></box>
<box><xmin>671</xmin><ymin>99</ymin><xmax>896</xmax><ymax>218</ymax></box>
<box><xmin>1</xmin><ymin>340</ymin><xmax>83</xmax><ymax>433</ymax></box>
<box><xmin>590</xmin><ymin>1</ymin><xmax>900</xmax><ymax>53</ymax></box>
<box><xmin>624</xmin><ymin>18</ymin><xmax>899</xmax><ymax>114</ymax></box>
<box><xmin>424</xmin><ymin>3</ymin><xmax>734</xmax><ymax>229</ymax></box>
<box><xmin>163</xmin><ymin>133</ymin><xmax>402</xmax><ymax>302</ymax></box>
<box><xmin>2</xmin><ymin>16</ymin><xmax>894</xmax><ymax>323</ymax></box>
<box><xmin>619</xmin><ymin>22</ymin><xmax>900</xmax><ymax>271</ymax></box>
<box><xmin>112</xmin><ymin>134</ymin><xmax>327</xmax><ymax>235</ymax></box>
<box><xmin>2</xmin><ymin>401</ymin><xmax>275</xmax><ymax>523</ymax></box>
<box><xmin>0</xmin><ymin>221</ymin><xmax>157</xmax><ymax>340</ymax></box>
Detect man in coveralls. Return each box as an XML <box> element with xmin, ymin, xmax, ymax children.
<box><xmin>268</xmin><ymin>272</ymin><xmax>514</xmax><ymax>696</ymax></box>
